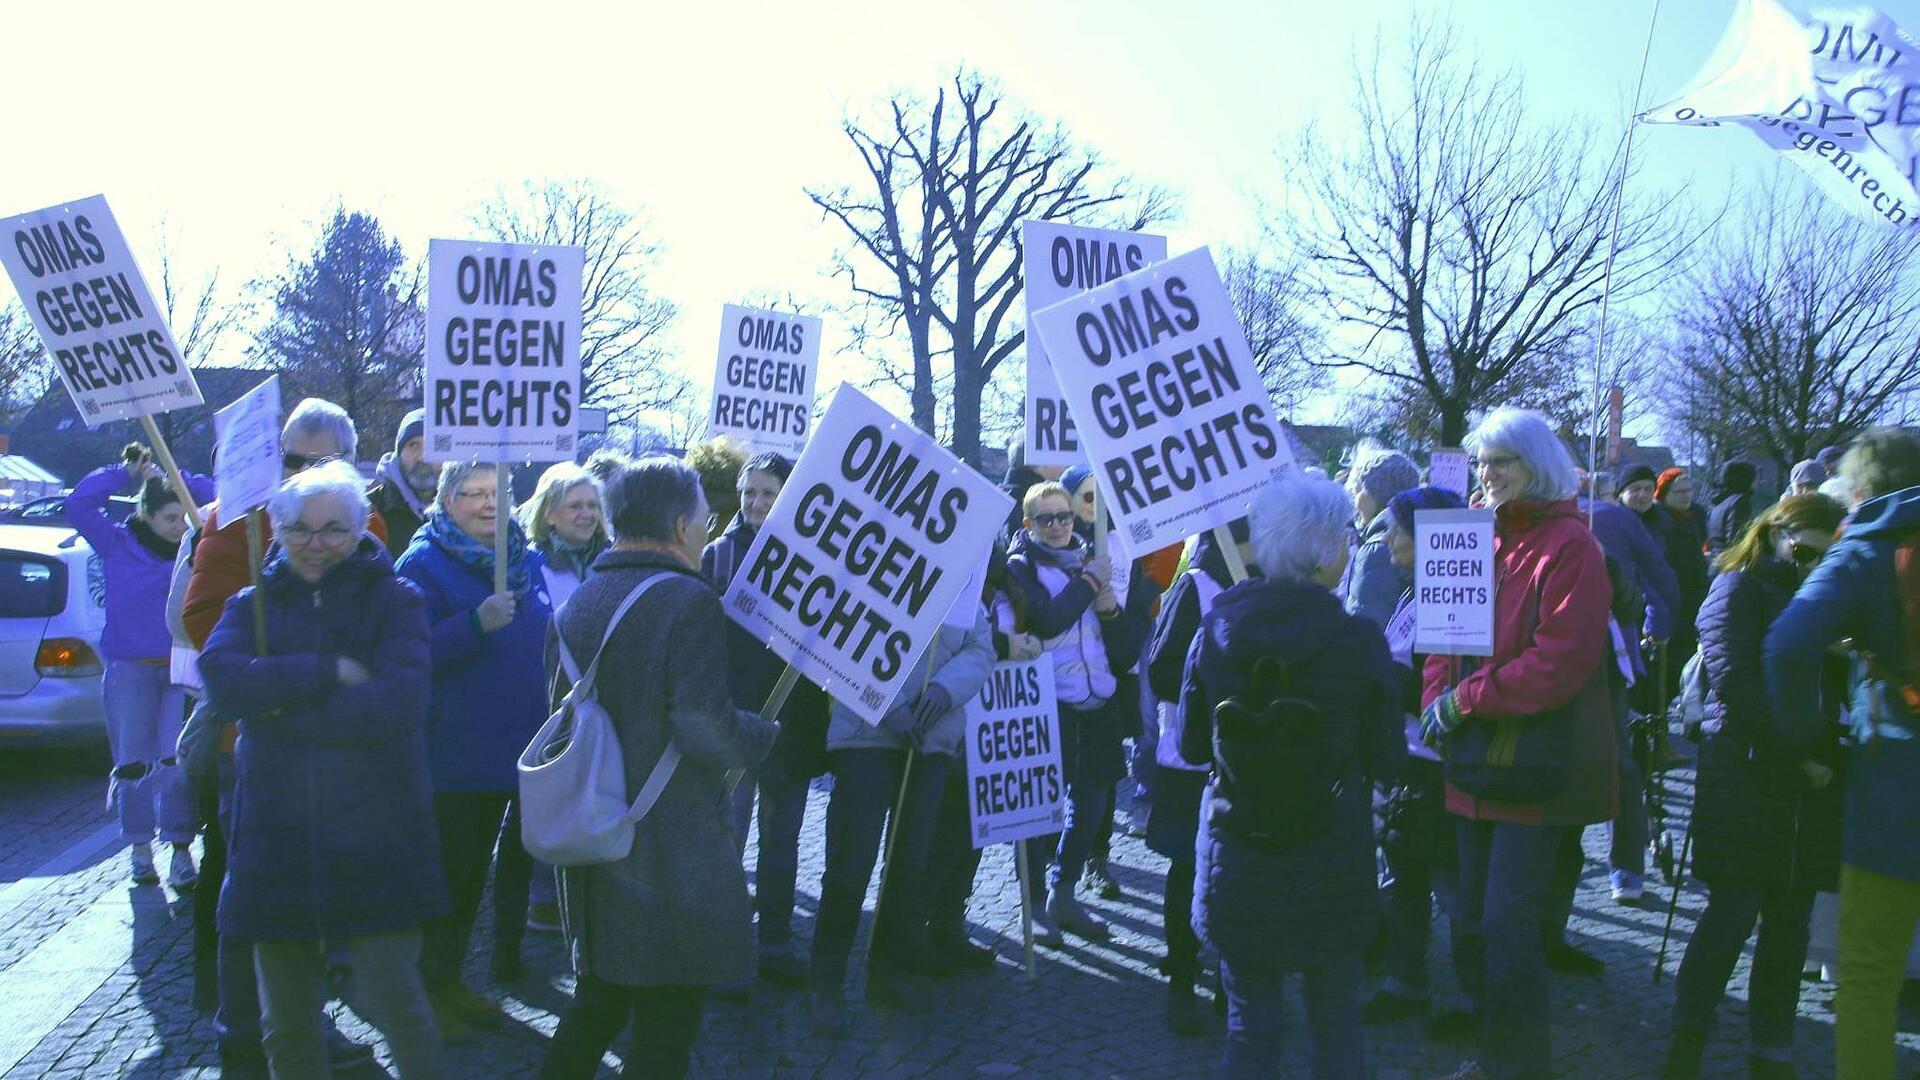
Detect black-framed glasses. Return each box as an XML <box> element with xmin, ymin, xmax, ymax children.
<box><xmin>1469</xmin><ymin>454</ymin><xmax>1521</xmax><ymax>473</ymax></box>
<box><xmin>1031</xmin><ymin>511</ymin><xmax>1073</xmax><ymax>528</ymax></box>
<box><xmin>283</xmin><ymin>451</ymin><xmax>342</xmax><ymax>472</ymax></box>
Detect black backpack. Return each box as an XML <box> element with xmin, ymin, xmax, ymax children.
<box><xmin>1210</xmin><ymin>656</ymin><xmax>1352</xmax><ymax>850</ymax></box>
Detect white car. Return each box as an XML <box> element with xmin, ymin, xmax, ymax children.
<box><xmin>0</xmin><ymin>523</ymin><xmax>108</xmax><ymax>745</ymax></box>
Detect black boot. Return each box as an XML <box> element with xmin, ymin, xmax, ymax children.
<box><xmin>1166</xmin><ymin>974</ymin><xmax>1204</xmax><ymax>1036</ymax></box>
<box><xmin>1660</xmin><ymin>1027</ymin><xmax>1707</xmax><ymax>1080</ymax></box>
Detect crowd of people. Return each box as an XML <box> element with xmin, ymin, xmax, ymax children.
<box><xmin>68</xmin><ymin>390</ymin><xmax>1920</xmax><ymax>1079</ymax></box>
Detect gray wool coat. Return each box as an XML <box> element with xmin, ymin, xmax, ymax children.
<box><xmin>544</xmin><ymin>548</ymin><xmax>777</xmax><ymax>987</ymax></box>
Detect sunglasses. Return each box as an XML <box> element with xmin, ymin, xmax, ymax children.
<box><xmin>283</xmin><ymin>451</ymin><xmax>342</xmax><ymax>472</ymax></box>
<box><xmin>1031</xmin><ymin>511</ymin><xmax>1074</xmax><ymax>528</ymax></box>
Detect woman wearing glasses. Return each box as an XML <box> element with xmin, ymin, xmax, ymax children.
<box><xmin>1663</xmin><ymin>493</ymin><xmax>1846</xmax><ymax>1080</ymax></box>
<box><xmin>395</xmin><ymin>461</ymin><xmax>553</xmax><ymax>1042</ymax></box>
<box><xmin>199</xmin><ymin>461</ymin><xmax>447</xmax><ymax>1077</ymax></box>
<box><xmin>1422</xmin><ymin>409</ymin><xmax>1616</xmax><ymax>1080</ymax></box>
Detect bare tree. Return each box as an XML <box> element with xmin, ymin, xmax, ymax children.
<box><xmin>807</xmin><ymin>70</ymin><xmax>1175</xmax><ymax>464</ymax></box>
<box><xmin>153</xmin><ymin>221</ymin><xmax>246</xmax><ymax>369</ymax></box>
<box><xmin>471</xmin><ymin>180</ymin><xmax>683</xmax><ymax>428</ymax></box>
<box><xmin>1284</xmin><ymin>21</ymin><xmax>1702</xmax><ymax>445</ymax></box>
<box><xmin>252</xmin><ymin>207</ymin><xmax>424</xmax><ymax>460</ymax></box>
<box><xmin>0</xmin><ymin>303</ymin><xmax>52</xmax><ymax>428</ymax></box>
<box><xmin>1220</xmin><ymin>248</ymin><xmax>1323</xmax><ymax>417</ymax></box>
<box><xmin>1670</xmin><ymin>178</ymin><xmax>1920</xmax><ymax>473</ymax></box>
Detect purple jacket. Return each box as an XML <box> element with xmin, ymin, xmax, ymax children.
<box><xmin>68</xmin><ymin>465</ymin><xmax>215</xmax><ymax>661</ymax></box>
<box><xmin>1580</xmin><ymin>498</ymin><xmax>1681</xmax><ymax>640</ymax></box>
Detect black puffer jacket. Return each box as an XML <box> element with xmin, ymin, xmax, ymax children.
<box><xmin>1691</xmin><ymin>557</ymin><xmax>1843</xmax><ymax>890</ymax></box>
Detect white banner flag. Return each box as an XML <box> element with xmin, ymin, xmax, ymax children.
<box><xmin>1028</xmin><ymin>246</ymin><xmax>1295</xmax><ymax>558</ymax></box>
<box><xmin>213</xmin><ymin>375</ymin><xmax>283</xmax><ymax>519</ymax></box>
<box><xmin>1022</xmin><ymin>222</ymin><xmax>1168</xmax><ymax>467</ymax></box>
<box><xmin>1643</xmin><ymin>0</ymin><xmax>1920</xmax><ymax>227</ymax></box>
<box><xmin>424</xmin><ymin>239</ymin><xmax>585</xmax><ymax>462</ymax></box>
<box><xmin>0</xmin><ymin>195</ymin><xmax>202</xmax><ymax>424</ymax></box>
<box><xmin>721</xmin><ymin>384</ymin><xmax>1013</xmax><ymax>724</ymax></box>
<box><xmin>706</xmin><ymin>303</ymin><xmax>821</xmax><ymax>457</ymax></box>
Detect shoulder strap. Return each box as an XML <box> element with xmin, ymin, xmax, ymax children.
<box><xmin>556</xmin><ymin>573</ymin><xmax>674</xmax><ymax>696</ymax></box>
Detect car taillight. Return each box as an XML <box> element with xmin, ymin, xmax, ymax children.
<box><xmin>36</xmin><ymin>637</ymin><xmax>102</xmax><ymax>677</ymax></box>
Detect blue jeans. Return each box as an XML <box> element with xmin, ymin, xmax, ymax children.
<box><xmin>1608</xmin><ymin>676</ymin><xmax>1646</xmax><ymax>883</ymax></box>
<box><xmin>1671</xmin><ymin>879</ymin><xmax>1815</xmax><ymax>1057</ymax></box>
<box><xmin>102</xmin><ymin>659</ymin><xmax>191</xmax><ymax>845</ymax></box>
<box><xmin>810</xmin><ymin>749</ymin><xmax>949</xmax><ymax>993</ymax></box>
<box><xmin>1219</xmin><ymin>951</ymin><xmax>1365</xmax><ymax>1079</ymax></box>
<box><xmin>1457</xmin><ymin>819</ymin><xmax>1562</xmax><ymax>1080</ymax></box>
<box><xmin>728</xmin><ymin>773</ymin><xmax>811</xmax><ymax>952</ymax></box>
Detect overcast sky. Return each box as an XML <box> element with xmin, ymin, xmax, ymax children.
<box><xmin>5</xmin><ymin>0</ymin><xmax>1908</xmax><ymax>442</ymax></box>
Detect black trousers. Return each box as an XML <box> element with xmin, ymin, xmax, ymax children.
<box><xmin>538</xmin><ymin>974</ymin><xmax>707</xmax><ymax>1079</ymax></box>
<box><xmin>926</xmin><ymin>753</ymin><xmax>986</xmax><ymax>936</ymax></box>
<box><xmin>420</xmin><ymin>792</ymin><xmax>531</xmax><ymax>988</ymax></box>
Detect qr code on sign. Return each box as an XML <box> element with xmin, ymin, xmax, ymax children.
<box><xmin>433</xmin><ymin>434</ymin><xmax>453</xmax><ymax>454</ymax></box>
<box><xmin>556</xmin><ymin>434</ymin><xmax>574</xmax><ymax>453</ymax></box>
<box><xmin>1128</xmin><ymin>519</ymin><xmax>1153</xmax><ymax>546</ymax></box>
<box><xmin>731</xmin><ymin>593</ymin><xmax>757</xmax><ymax>617</ymax></box>
<box><xmin>976</xmin><ymin>823</ymin><xmax>991</xmax><ymax>841</ymax></box>
<box><xmin>860</xmin><ymin>687</ymin><xmax>886</xmax><ymax>711</ymax></box>
<box><xmin>83</xmin><ymin>402</ymin><xmax>99</xmax><ymax>417</ymax></box>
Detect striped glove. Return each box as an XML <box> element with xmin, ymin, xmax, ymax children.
<box><xmin>1420</xmin><ymin>690</ymin><xmax>1464</xmax><ymax>749</ymax></box>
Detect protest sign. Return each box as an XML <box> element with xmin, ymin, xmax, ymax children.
<box><xmin>423</xmin><ymin>239</ymin><xmax>585</xmax><ymax>462</ymax></box>
<box><xmin>721</xmin><ymin>384</ymin><xmax>1013</xmax><ymax>724</ymax></box>
<box><xmin>0</xmin><ymin>195</ymin><xmax>201</xmax><ymax>424</ymax></box>
<box><xmin>212</xmin><ymin>376</ymin><xmax>283</xmax><ymax>518</ymax></box>
<box><xmin>707</xmin><ymin>304</ymin><xmax>820</xmax><ymax>457</ymax></box>
<box><xmin>965</xmin><ymin>657</ymin><xmax>1064</xmax><ymax>848</ymax></box>
<box><xmin>1023</xmin><ymin>222</ymin><xmax>1168</xmax><ymax>466</ymax></box>
<box><xmin>1028</xmin><ymin>246</ymin><xmax>1294</xmax><ymax>557</ymax></box>
<box><xmin>1413</xmin><ymin>508</ymin><xmax>1496</xmax><ymax>657</ymax></box>
<box><xmin>1429</xmin><ymin>448</ymin><xmax>1470</xmax><ymax>498</ymax></box>
<box><xmin>1642</xmin><ymin>0</ymin><xmax>1920</xmax><ymax>227</ymax></box>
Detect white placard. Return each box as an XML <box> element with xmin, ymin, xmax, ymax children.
<box><xmin>964</xmin><ymin>656</ymin><xmax>1065</xmax><ymax>848</ymax></box>
<box><xmin>942</xmin><ymin>550</ymin><xmax>991</xmax><ymax>630</ymax></box>
<box><xmin>0</xmin><ymin>195</ymin><xmax>201</xmax><ymax>424</ymax></box>
<box><xmin>1413</xmin><ymin>508</ymin><xmax>1496</xmax><ymax>657</ymax></box>
<box><xmin>721</xmin><ymin>384</ymin><xmax>1014</xmax><ymax>724</ymax></box>
<box><xmin>1029</xmin><ymin>246</ymin><xmax>1295</xmax><ymax>557</ymax></box>
<box><xmin>707</xmin><ymin>303</ymin><xmax>820</xmax><ymax>457</ymax></box>
<box><xmin>423</xmin><ymin>239</ymin><xmax>585</xmax><ymax>462</ymax></box>
<box><xmin>1023</xmin><ymin>222</ymin><xmax>1168</xmax><ymax>467</ymax></box>
<box><xmin>1429</xmin><ymin>448</ymin><xmax>1470</xmax><ymax>499</ymax></box>
<box><xmin>212</xmin><ymin>375</ymin><xmax>283</xmax><ymax>518</ymax></box>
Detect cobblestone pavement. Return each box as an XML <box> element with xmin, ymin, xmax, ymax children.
<box><xmin>2</xmin><ymin>743</ymin><xmax>1913</xmax><ymax>1078</ymax></box>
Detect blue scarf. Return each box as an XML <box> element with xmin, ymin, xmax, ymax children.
<box><xmin>422</xmin><ymin>509</ymin><xmax>531</xmax><ymax>592</ymax></box>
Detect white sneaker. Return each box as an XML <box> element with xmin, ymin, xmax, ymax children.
<box><xmin>129</xmin><ymin>843</ymin><xmax>159</xmax><ymax>885</ymax></box>
<box><xmin>168</xmin><ymin>845</ymin><xmax>198</xmax><ymax>892</ymax></box>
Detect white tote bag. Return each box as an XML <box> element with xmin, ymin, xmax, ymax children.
<box><xmin>518</xmin><ymin>575</ymin><xmax>682</xmax><ymax>866</ymax></box>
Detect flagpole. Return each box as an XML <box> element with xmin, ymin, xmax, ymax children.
<box><xmin>1589</xmin><ymin>0</ymin><xmax>1666</xmax><ymax>525</ymax></box>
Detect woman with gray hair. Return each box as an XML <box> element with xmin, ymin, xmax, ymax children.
<box><xmin>1420</xmin><ymin>407</ymin><xmax>1615</xmax><ymax>1080</ymax></box>
<box><xmin>199</xmin><ymin>461</ymin><xmax>447</xmax><ymax>1077</ymax></box>
<box><xmin>1183</xmin><ymin>474</ymin><xmax>1404</xmax><ymax>1078</ymax></box>
<box><xmin>539</xmin><ymin>456</ymin><xmax>777</xmax><ymax>1079</ymax></box>
<box><xmin>396</xmin><ymin>460</ymin><xmax>553</xmax><ymax>1037</ymax></box>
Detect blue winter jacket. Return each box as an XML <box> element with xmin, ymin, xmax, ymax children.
<box><xmin>1342</xmin><ymin>510</ymin><xmax>1403</xmax><ymax>631</ymax></box>
<box><xmin>1580</xmin><ymin>498</ymin><xmax>1681</xmax><ymax>641</ymax></box>
<box><xmin>394</xmin><ymin>528</ymin><xmax>553</xmax><ymax>793</ymax></box>
<box><xmin>1766</xmin><ymin>485</ymin><xmax>1920</xmax><ymax>884</ymax></box>
<box><xmin>1183</xmin><ymin>577</ymin><xmax>1404</xmax><ymax>968</ymax></box>
<box><xmin>200</xmin><ymin>540</ymin><xmax>449</xmax><ymax>940</ymax></box>
<box><xmin>68</xmin><ymin>464</ymin><xmax>215</xmax><ymax>660</ymax></box>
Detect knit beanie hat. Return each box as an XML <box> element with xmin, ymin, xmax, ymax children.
<box><xmin>1355</xmin><ymin>449</ymin><xmax>1421</xmax><ymax>513</ymax></box>
<box><xmin>1386</xmin><ymin>485</ymin><xmax>1468</xmax><ymax>533</ymax></box>
<box><xmin>742</xmin><ymin>451</ymin><xmax>794</xmax><ymax>485</ymax></box>
<box><xmin>1790</xmin><ymin>458</ymin><xmax>1829</xmax><ymax>488</ymax></box>
<box><xmin>394</xmin><ymin>408</ymin><xmax>425</xmax><ymax>456</ymax></box>
<box><xmin>1654</xmin><ymin>468</ymin><xmax>1687</xmax><ymax>502</ymax></box>
<box><xmin>1060</xmin><ymin>464</ymin><xmax>1095</xmax><ymax>500</ymax></box>
<box><xmin>1616</xmin><ymin>463</ymin><xmax>1658</xmax><ymax>494</ymax></box>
